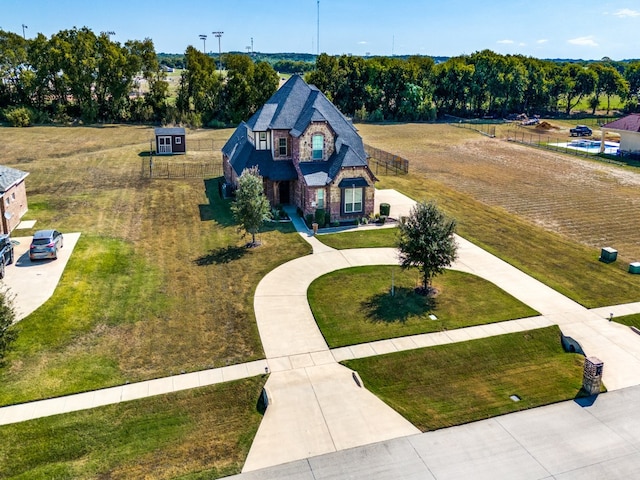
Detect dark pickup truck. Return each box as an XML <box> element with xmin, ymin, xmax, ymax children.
<box><xmin>570</xmin><ymin>125</ymin><xmax>592</xmax><ymax>137</ymax></box>
<box><xmin>0</xmin><ymin>234</ymin><xmax>15</xmax><ymax>279</ymax></box>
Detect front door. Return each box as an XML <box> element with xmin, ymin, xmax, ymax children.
<box><xmin>278</xmin><ymin>181</ymin><xmax>290</xmax><ymax>204</ymax></box>
<box><xmin>158</xmin><ymin>136</ymin><xmax>172</xmax><ymax>154</ymax></box>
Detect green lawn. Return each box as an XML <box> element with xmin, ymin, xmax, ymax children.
<box><xmin>0</xmin><ymin>376</ymin><xmax>267</xmax><ymax>480</ymax></box>
<box><xmin>308</xmin><ymin>266</ymin><xmax>538</xmax><ymax>347</ymax></box>
<box><xmin>614</xmin><ymin>313</ymin><xmax>640</xmax><ymax>328</ymax></box>
<box><xmin>343</xmin><ymin>326</ymin><xmax>586</xmax><ymax>431</ymax></box>
<box><xmin>319</xmin><ymin>227</ymin><xmax>397</xmax><ymax>249</ymax></box>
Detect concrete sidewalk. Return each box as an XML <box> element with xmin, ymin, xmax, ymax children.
<box><xmin>3</xmin><ymin>188</ymin><xmax>640</xmax><ymax>478</ymax></box>
<box><xmin>0</xmin><ymin>360</ymin><xmax>268</xmax><ymax>426</ymax></box>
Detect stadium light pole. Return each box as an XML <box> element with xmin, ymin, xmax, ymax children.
<box><xmin>212</xmin><ymin>31</ymin><xmax>224</xmax><ymax>71</ymax></box>
<box><xmin>199</xmin><ymin>34</ymin><xmax>207</xmax><ymax>53</ymax></box>
<box><xmin>21</xmin><ymin>24</ymin><xmax>28</xmax><ymax>39</ymax></box>
<box><xmin>101</xmin><ymin>30</ymin><xmax>115</xmax><ymax>40</ymax></box>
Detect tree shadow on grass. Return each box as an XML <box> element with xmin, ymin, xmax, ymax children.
<box><xmin>194</xmin><ymin>245</ymin><xmax>247</xmax><ymax>266</ymax></box>
<box><xmin>362</xmin><ymin>287</ymin><xmax>435</xmax><ymax>324</ymax></box>
<box><xmin>199</xmin><ymin>177</ymin><xmax>235</xmax><ymax>226</ymax></box>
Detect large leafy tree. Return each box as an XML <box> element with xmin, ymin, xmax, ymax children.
<box><xmin>397</xmin><ymin>201</ymin><xmax>457</xmax><ymax>294</ymax></box>
<box><xmin>231</xmin><ymin>167</ymin><xmax>271</xmax><ymax>247</ymax></box>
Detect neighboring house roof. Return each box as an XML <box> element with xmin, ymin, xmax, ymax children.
<box><xmin>602</xmin><ymin>114</ymin><xmax>640</xmax><ymax>132</ymax></box>
<box><xmin>155</xmin><ymin>127</ymin><xmax>185</xmax><ymax>136</ymax></box>
<box><xmin>0</xmin><ymin>165</ymin><xmax>28</xmax><ymax>194</ymax></box>
<box><xmin>224</xmin><ymin>75</ymin><xmax>369</xmax><ymax>184</ymax></box>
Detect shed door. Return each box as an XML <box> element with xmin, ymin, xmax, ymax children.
<box><xmin>158</xmin><ymin>136</ymin><xmax>172</xmax><ymax>154</ymax></box>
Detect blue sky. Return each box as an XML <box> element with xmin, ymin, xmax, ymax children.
<box><xmin>2</xmin><ymin>0</ymin><xmax>639</xmax><ymax>60</ymax></box>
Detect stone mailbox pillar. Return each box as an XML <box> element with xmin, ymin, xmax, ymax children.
<box><xmin>583</xmin><ymin>357</ymin><xmax>604</xmax><ymax>395</ymax></box>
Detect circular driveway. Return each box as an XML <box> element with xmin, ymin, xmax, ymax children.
<box><xmin>2</xmin><ymin>232</ymin><xmax>81</xmax><ymax>320</ymax></box>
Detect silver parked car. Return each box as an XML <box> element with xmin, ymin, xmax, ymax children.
<box><xmin>29</xmin><ymin>229</ymin><xmax>64</xmax><ymax>261</ymax></box>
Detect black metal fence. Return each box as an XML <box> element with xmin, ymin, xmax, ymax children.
<box><xmin>187</xmin><ymin>138</ymin><xmax>218</xmax><ymax>151</ymax></box>
<box><xmin>364</xmin><ymin>144</ymin><xmax>409</xmax><ymax>174</ymax></box>
<box><xmin>503</xmin><ymin>129</ymin><xmax>627</xmax><ymax>165</ymax></box>
<box><xmin>142</xmin><ymin>158</ymin><xmax>223</xmax><ymax>178</ymax></box>
<box><xmin>443</xmin><ymin>115</ymin><xmax>501</xmax><ymax>137</ymax></box>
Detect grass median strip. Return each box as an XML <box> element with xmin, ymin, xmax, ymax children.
<box><xmin>343</xmin><ymin>325</ymin><xmax>585</xmax><ymax>431</ymax></box>
<box><xmin>309</xmin><ymin>265</ymin><xmax>538</xmax><ymax>347</ymax></box>
<box><xmin>0</xmin><ymin>376</ymin><xmax>267</xmax><ymax>480</ymax></box>
<box><xmin>613</xmin><ymin>313</ymin><xmax>640</xmax><ymax>329</ymax></box>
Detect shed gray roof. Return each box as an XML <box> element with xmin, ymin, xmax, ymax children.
<box><xmin>155</xmin><ymin>127</ymin><xmax>185</xmax><ymax>136</ymax></box>
<box><xmin>0</xmin><ymin>165</ymin><xmax>28</xmax><ymax>193</ymax></box>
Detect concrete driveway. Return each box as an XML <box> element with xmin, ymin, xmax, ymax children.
<box><xmin>1</xmin><ymin>232</ymin><xmax>81</xmax><ymax>320</ymax></box>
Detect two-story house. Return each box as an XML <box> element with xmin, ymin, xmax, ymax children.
<box><xmin>222</xmin><ymin>75</ymin><xmax>376</xmax><ymax>224</ymax></box>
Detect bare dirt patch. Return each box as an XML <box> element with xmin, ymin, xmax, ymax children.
<box><xmin>359</xmin><ymin>123</ymin><xmax>640</xmax><ymax>262</ymax></box>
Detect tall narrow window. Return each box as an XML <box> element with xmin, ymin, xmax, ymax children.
<box><xmin>344</xmin><ymin>187</ymin><xmax>363</xmax><ymax>213</ymax></box>
<box><xmin>278</xmin><ymin>137</ymin><xmax>287</xmax><ymax>156</ymax></box>
<box><xmin>312</xmin><ymin>135</ymin><xmax>324</xmax><ymax>160</ymax></box>
<box><xmin>316</xmin><ymin>189</ymin><xmax>324</xmax><ymax>208</ymax></box>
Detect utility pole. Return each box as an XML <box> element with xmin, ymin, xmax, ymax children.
<box><xmin>199</xmin><ymin>34</ymin><xmax>207</xmax><ymax>53</ymax></box>
<box><xmin>316</xmin><ymin>0</ymin><xmax>320</xmax><ymax>55</ymax></box>
<box><xmin>21</xmin><ymin>24</ymin><xmax>28</xmax><ymax>39</ymax></box>
<box><xmin>212</xmin><ymin>31</ymin><xmax>224</xmax><ymax>71</ymax></box>
<box><xmin>101</xmin><ymin>30</ymin><xmax>115</xmax><ymax>40</ymax></box>
<box><xmin>251</xmin><ymin>37</ymin><xmax>254</xmax><ymax>54</ymax></box>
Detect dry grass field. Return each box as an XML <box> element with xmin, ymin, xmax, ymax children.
<box><xmin>0</xmin><ymin>125</ymin><xmax>310</xmax><ymax>404</ymax></box>
<box><xmin>359</xmin><ymin>123</ymin><xmax>640</xmax><ymax>264</ymax></box>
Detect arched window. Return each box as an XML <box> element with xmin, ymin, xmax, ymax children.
<box><xmin>312</xmin><ymin>135</ymin><xmax>324</xmax><ymax>160</ymax></box>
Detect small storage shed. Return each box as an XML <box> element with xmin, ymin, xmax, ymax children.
<box><xmin>155</xmin><ymin>127</ymin><xmax>186</xmax><ymax>155</ymax></box>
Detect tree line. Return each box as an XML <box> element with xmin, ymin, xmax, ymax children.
<box><xmin>2</xmin><ymin>26</ymin><xmax>640</xmax><ymax>128</ymax></box>
<box><xmin>0</xmin><ymin>27</ymin><xmax>279</xmax><ymax>127</ymax></box>
<box><xmin>308</xmin><ymin>51</ymin><xmax>639</xmax><ymax>122</ymax></box>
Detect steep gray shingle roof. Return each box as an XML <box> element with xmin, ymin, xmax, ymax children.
<box><xmin>0</xmin><ymin>165</ymin><xmax>28</xmax><ymax>193</ymax></box>
<box><xmin>222</xmin><ymin>122</ymin><xmax>296</xmax><ymax>181</ymax></box>
<box><xmin>225</xmin><ymin>75</ymin><xmax>370</xmax><ymax>187</ymax></box>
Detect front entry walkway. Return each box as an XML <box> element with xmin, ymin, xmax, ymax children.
<box><xmin>243</xmin><ymin>189</ymin><xmax>640</xmax><ymax>471</ymax></box>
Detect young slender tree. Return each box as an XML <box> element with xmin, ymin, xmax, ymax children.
<box><xmin>0</xmin><ymin>289</ymin><xmax>17</xmax><ymax>367</ymax></box>
<box><xmin>397</xmin><ymin>201</ymin><xmax>458</xmax><ymax>295</ymax></box>
<box><xmin>231</xmin><ymin>166</ymin><xmax>271</xmax><ymax>247</ymax></box>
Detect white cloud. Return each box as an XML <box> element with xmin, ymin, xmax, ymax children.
<box><xmin>613</xmin><ymin>8</ymin><xmax>640</xmax><ymax>17</ymax></box>
<box><xmin>358</xmin><ymin>41</ymin><xmax>368</xmax><ymax>45</ymax></box>
<box><xmin>497</xmin><ymin>39</ymin><xmax>514</xmax><ymax>44</ymax></box>
<box><xmin>568</xmin><ymin>36</ymin><xmax>599</xmax><ymax>47</ymax></box>
<box><xmin>519</xmin><ymin>42</ymin><xmax>526</xmax><ymax>47</ymax></box>
<box><xmin>537</xmin><ymin>39</ymin><xmax>548</xmax><ymax>44</ymax></box>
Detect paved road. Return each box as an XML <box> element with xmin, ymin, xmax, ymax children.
<box><xmin>227</xmin><ymin>383</ymin><xmax>640</xmax><ymax>480</ymax></box>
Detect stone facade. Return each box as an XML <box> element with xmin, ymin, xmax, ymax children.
<box><xmin>297</xmin><ymin>122</ymin><xmax>336</xmax><ymax>162</ymax></box>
